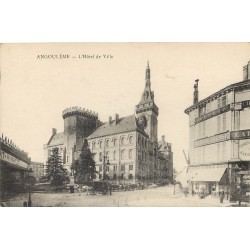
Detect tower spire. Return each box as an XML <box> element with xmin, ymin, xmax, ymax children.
<box><xmin>145</xmin><ymin>61</ymin><xmax>151</xmax><ymax>87</ymax></box>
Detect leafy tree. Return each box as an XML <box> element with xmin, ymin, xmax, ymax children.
<box><xmin>46</xmin><ymin>147</ymin><xmax>70</xmax><ymax>186</ymax></box>
<box><xmin>74</xmin><ymin>139</ymin><xmax>97</xmax><ymax>184</ymax></box>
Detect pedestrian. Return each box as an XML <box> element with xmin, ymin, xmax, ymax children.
<box><xmin>109</xmin><ymin>183</ymin><xmax>112</xmax><ymax>195</ymax></box>
<box><xmin>219</xmin><ymin>190</ymin><xmax>225</xmax><ymax>203</ymax></box>
<box><xmin>78</xmin><ymin>184</ymin><xmax>82</xmax><ymax>196</ymax></box>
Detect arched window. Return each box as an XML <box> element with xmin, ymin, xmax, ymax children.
<box><xmin>129</xmin><ymin>136</ymin><xmax>133</xmax><ymax>144</ymax></box>
<box><xmin>99</xmin><ymin>152</ymin><xmax>103</xmax><ymax>161</ymax></box>
<box><xmin>106</xmin><ymin>140</ymin><xmax>109</xmax><ymax>147</ymax></box>
<box><xmin>129</xmin><ymin>149</ymin><xmax>133</xmax><ymax>159</ymax></box>
<box><xmin>121</xmin><ymin>137</ymin><xmax>125</xmax><ymax>145</ymax></box>
<box><xmin>138</xmin><ymin>136</ymin><xmax>141</xmax><ymax>146</ymax></box>
<box><xmin>113</xmin><ymin>151</ymin><xmax>116</xmax><ymax>160</ymax></box>
<box><xmin>93</xmin><ymin>141</ymin><xmax>96</xmax><ymax>149</ymax></box>
<box><xmin>106</xmin><ymin>151</ymin><xmax>109</xmax><ymax>159</ymax></box>
<box><xmin>121</xmin><ymin>150</ymin><xmax>125</xmax><ymax>160</ymax></box>
<box><xmin>142</xmin><ymin>138</ymin><xmax>144</xmax><ymax>148</ymax></box>
<box><xmin>100</xmin><ymin>141</ymin><xmax>103</xmax><ymax>148</ymax></box>
<box><xmin>142</xmin><ymin>151</ymin><xmax>144</xmax><ymax>161</ymax></box>
<box><xmin>129</xmin><ymin>174</ymin><xmax>133</xmax><ymax>180</ymax></box>
<box><xmin>114</xmin><ymin>139</ymin><xmax>117</xmax><ymax>146</ymax></box>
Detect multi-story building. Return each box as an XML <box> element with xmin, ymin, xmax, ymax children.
<box><xmin>184</xmin><ymin>60</ymin><xmax>250</xmax><ymax>200</ymax></box>
<box><xmin>29</xmin><ymin>162</ymin><xmax>44</xmax><ymax>181</ymax></box>
<box><xmin>0</xmin><ymin>134</ymin><xmax>31</xmax><ymax>200</ymax></box>
<box><xmin>43</xmin><ymin>63</ymin><xmax>173</xmax><ymax>184</ymax></box>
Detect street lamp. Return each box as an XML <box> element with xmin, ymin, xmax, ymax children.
<box><xmin>103</xmin><ymin>155</ymin><xmax>110</xmax><ymax>181</ymax></box>
<box><xmin>28</xmin><ymin>168</ymin><xmax>33</xmax><ymax>207</ymax></box>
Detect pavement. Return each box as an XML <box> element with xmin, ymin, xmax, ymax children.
<box><xmin>1</xmin><ymin>185</ymin><xmax>248</xmax><ymax>207</ymax></box>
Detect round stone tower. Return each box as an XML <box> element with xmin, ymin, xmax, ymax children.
<box><xmin>62</xmin><ymin>106</ymin><xmax>99</xmax><ymax>170</ymax></box>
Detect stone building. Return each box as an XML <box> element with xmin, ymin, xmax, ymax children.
<box><xmin>43</xmin><ymin>63</ymin><xmax>173</xmax><ymax>185</ymax></box>
<box><xmin>184</xmin><ymin>60</ymin><xmax>250</xmax><ymax>200</ymax></box>
<box><xmin>29</xmin><ymin>162</ymin><xmax>44</xmax><ymax>181</ymax></box>
<box><xmin>0</xmin><ymin>134</ymin><xmax>31</xmax><ymax>200</ymax></box>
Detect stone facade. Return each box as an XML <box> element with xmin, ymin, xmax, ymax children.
<box><xmin>29</xmin><ymin>162</ymin><xmax>44</xmax><ymax>181</ymax></box>
<box><xmin>43</xmin><ymin>63</ymin><xmax>173</xmax><ymax>185</ymax></box>
<box><xmin>185</xmin><ymin>60</ymin><xmax>250</xmax><ymax>200</ymax></box>
<box><xmin>0</xmin><ymin>134</ymin><xmax>31</xmax><ymax>200</ymax></box>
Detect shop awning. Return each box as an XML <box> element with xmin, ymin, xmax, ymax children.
<box><xmin>186</xmin><ymin>165</ymin><xmax>227</xmax><ymax>182</ymax></box>
<box><xmin>237</xmin><ymin>170</ymin><xmax>250</xmax><ymax>175</ymax></box>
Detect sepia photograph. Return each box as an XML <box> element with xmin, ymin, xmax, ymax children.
<box><xmin>1</xmin><ymin>42</ymin><xmax>250</xmax><ymax>207</ymax></box>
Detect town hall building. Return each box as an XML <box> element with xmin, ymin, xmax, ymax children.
<box><xmin>43</xmin><ymin>63</ymin><xmax>173</xmax><ymax>185</ymax></box>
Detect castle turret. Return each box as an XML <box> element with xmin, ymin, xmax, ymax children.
<box><xmin>62</xmin><ymin>106</ymin><xmax>99</xmax><ymax>168</ymax></box>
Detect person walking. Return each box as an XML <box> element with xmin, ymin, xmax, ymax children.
<box><xmin>219</xmin><ymin>190</ymin><xmax>225</xmax><ymax>203</ymax></box>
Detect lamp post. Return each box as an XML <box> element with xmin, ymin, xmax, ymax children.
<box><xmin>103</xmin><ymin>155</ymin><xmax>110</xmax><ymax>181</ymax></box>
<box><xmin>28</xmin><ymin>168</ymin><xmax>33</xmax><ymax>207</ymax></box>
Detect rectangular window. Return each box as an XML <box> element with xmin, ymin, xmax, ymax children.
<box><xmin>222</xmin><ymin>113</ymin><xmax>226</xmax><ymax>132</ymax></box>
<box><xmin>199</xmin><ymin>106</ymin><xmax>206</xmax><ymax>116</ymax></box>
<box><xmin>222</xmin><ymin>95</ymin><xmax>227</xmax><ymax>106</ymax></box>
<box><xmin>129</xmin><ymin>165</ymin><xmax>133</xmax><ymax>170</ymax></box>
<box><xmin>113</xmin><ymin>165</ymin><xmax>117</xmax><ymax>171</ymax></box>
<box><xmin>121</xmin><ymin>165</ymin><xmax>125</xmax><ymax>171</ymax></box>
<box><xmin>206</xmin><ymin>102</ymin><xmax>211</xmax><ymax>113</ymax></box>
<box><xmin>217</xmin><ymin>98</ymin><xmax>221</xmax><ymax>109</ymax></box>
<box><xmin>202</xmin><ymin>121</ymin><xmax>206</xmax><ymax>137</ymax></box>
<box><xmin>217</xmin><ymin>115</ymin><xmax>221</xmax><ymax>133</ymax></box>
<box><xmin>129</xmin><ymin>149</ymin><xmax>132</xmax><ymax>159</ymax></box>
<box><xmin>198</xmin><ymin>123</ymin><xmax>201</xmax><ymax>138</ymax></box>
<box><xmin>202</xmin><ymin>147</ymin><xmax>205</xmax><ymax>162</ymax></box>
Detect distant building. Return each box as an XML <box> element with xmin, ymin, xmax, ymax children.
<box><xmin>29</xmin><ymin>162</ymin><xmax>44</xmax><ymax>180</ymax></box>
<box><xmin>0</xmin><ymin>134</ymin><xmax>31</xmax><ymax>200</ymax></box>
<box><xmin>184</xmin><ymin>60</ymin><xmax>250</xmax><ymax>200</ymax></box>
<box><xmin>44</xmin><ymin>63</ymin><xmax>173</xmax><ymax>184</ymax></box>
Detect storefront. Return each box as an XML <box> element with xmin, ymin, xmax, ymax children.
<box><xmin>187</xmin><ymin>164</ymin><xmax>230</xmax><ymax>199</ymax></box>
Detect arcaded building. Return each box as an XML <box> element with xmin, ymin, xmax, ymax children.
<box><xmin>0</xmin><ymin>134</ymin><xmax>31</xmax><ymax>200</ymax></box>
<box><xmin>185</xmin><ymin>60</ymin><xmax>250</xmax><ymax>200</ymax></box>
<box><xmin>43</xmin><ymin>63</ymin><xmax>173</xmax><ymax>185</ymax></box>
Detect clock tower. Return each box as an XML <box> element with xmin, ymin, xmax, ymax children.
<box><xmin>135</xmin><ymin>62</ymin><xmax>159</xmax><ymax>143</ymax></box>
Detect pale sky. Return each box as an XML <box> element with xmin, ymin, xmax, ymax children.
<box><xmin>1</xmin><ymin>43</ymin><xmax>250</xmax><ymax>171</ymax></box>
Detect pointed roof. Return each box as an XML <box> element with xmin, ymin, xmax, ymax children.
<box><xmin>47</xmin><ymin>132</ymin><xmax>64</xmax><ymax>146</ymax></box>
<box><xmin>137</xmin><ymin>61</ymin><xmax>154</xmax><ymax>105</ymax></box>
<box><xmin>136</xmin><ymin>62</ymin><xmax>159</xmax><ymax>115</ymax></box>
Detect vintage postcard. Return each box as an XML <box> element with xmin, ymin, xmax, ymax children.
<box><xmin>1</xmin><ymin>42</ymin><xmax>250</xmax><ymax>207</ymax></box>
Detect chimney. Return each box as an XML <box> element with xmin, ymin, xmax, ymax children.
<box><xmin>115</xmin><ymin>113</ymin><xmax>119</xmax><ymax>125</ymax></box>
<box><xmin>193</xmin><ymin>79</ymin><xmax>199</xmax><ymax>104</ymax></box>
<box><xmin>52</xmin><ymin>128</ymin><xmax>57</xmax><ymax>136</ymax></box>
<box><xmin>243</xmin><ymin>61</ymin><xmax>250</xmax><ymax>80</ymax></box>
<box><xmin>108</xmin><ymin>116</ymin><xmax>112</xmax><ymax>125</ymax></box>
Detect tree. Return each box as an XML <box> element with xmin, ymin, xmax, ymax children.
<box><xmin>74</xmin><ymin>139</ymin><xmax>97</xmax><ymax>184</ymax></box>
<box><xmin>46</xmin><ymin>148</ymin><xmax>70</xmax><ymax>186</ymax></box>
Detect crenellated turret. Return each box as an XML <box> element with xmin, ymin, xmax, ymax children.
<box><xmin>62</xmin><ymin>106</ymin><xmax>98</xmax><ymax>119</ymax></box>
<box><xmin>62</xmin><ymin>106</ymin><xmax>100</xmax><ymax>169</ymax></box>
<box><xmin>0</xmin><ymin>133</ymin><xmax>31</xmax><ymax>164</ymax></box>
